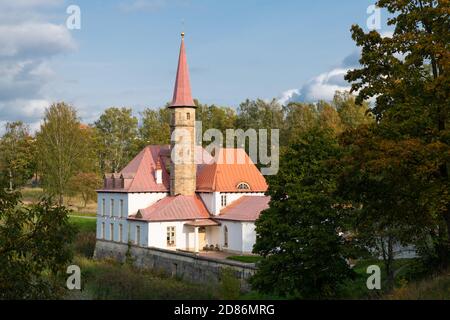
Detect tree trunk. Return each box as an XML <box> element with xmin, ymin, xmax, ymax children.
<box><xmin>8</xmin><ymin>168</ymin><xmax>13</xmax><ymax>191</ymax></box>
<box><xmin>58</xmin><ymin>193</ymin><xmax>64</xmax><ymax>207</ymax></box>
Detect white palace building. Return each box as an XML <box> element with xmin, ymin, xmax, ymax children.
<box><xmin>95</xmin><ymin>34</ymin><xmax>270</xmax><ymax>254</ymax></box>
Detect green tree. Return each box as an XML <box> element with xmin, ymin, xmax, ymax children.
<box><xmin>332</xmin><ymin>91</ymin><xmax>373</xmax><ymax>130</ymax></box>
<box><xmin>139</xmin><ymin>107</ymin><xmax>171</xmax><ymax>147</ymax></box>
<box><xmin>196</xmin><ymin>101</ymin><xmax>237</xmax><ymax>140</ymax></box>
<box><xmin>67</xmin><ymin>172</ymin><xmax>101</xmax><ymax>208</ymax></box>
<box><xmin>338</xmin><ymin>125</ymin><xmax>445</xmax><ymax>288</ymax></box>
<box><xmin>94</xmin><ymin>107</ymin><xmax>138</xmax><ymax>173</ymax></box>
<box><xmin>0</xmin><ymin>122</ymin><xmax>36</xmax><ymax>190</ymax></box>
<box><xmin>251</xmin><ymin>128</ymin><xmax>357</xmax><ymax>298</ymax></box>
<box><xmin>236</xmin><ymin>99</ymin><xmax>284</xmax><ymax>133</ymax></box>
<box><xmin>0</xmin><ymin>189</ymin><xmax>76</xmax><ymax>299</ymax></box>
<box><xmin>317</xmin><ymin>101</ymin><xmax>345</xmax><ymax>135</ymax></box>
<box><xmin>36</xmin><ymin>103</ymin><xmax>90</xmax><ymax>205</ymax></box>
<box><xmin>282</xmin><ymin>102</ymin><xmax>319</xmax><ymax>145</ymax></box>
<box><xmin>345</xmin><ymin>0</ymin><xmax>450</xmax><ymax>266</ymax></box>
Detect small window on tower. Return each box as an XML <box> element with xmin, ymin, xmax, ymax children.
<box><xmin>186</xmin><ymin>112</ymin><xmax>191</xmax><ymax>120</ymax></box>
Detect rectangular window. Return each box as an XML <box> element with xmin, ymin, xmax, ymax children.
<box><xmin>136</xmin><ymin>226</ymin><xmax>141</xmax><ymax>246</ymax></box>
<box><xmin>110</xmin><ymin>223</ymin><xmax>114</xmax><ymax>241</ymax></box>
<box><xmin>101</xmin><ymin>222</ymin><xmax>105</xmax><ymax>239</ymax></box>
<box><xmin>119</xmin><ymin>224</ymin><xmax>123</xmax><ymax>243</ymax></box>
<box><xmin>221</xmin><ymin>194</ymin><xmax>227</xmax><ymax>207</ymax></box>
<box><xmin>102</xmin><ymin>199</ymin><xmax>106</xmax><ymax>216</ymax></box>
<box><xmin>120</xmin><ymin>200</ymin><xmax>124</xmax><ymax>218</ymax></box>
<box><xmin>167</xmin><ymin>226</ymin><xmax>176</xmax><ymax>247</ymax></box>
<box><xmin>110</xmin><ymin>199</ymin><xmax>114</xmax><ymax>217</ymax></box>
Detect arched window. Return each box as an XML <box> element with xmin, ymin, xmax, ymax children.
<box><xmin>237</xmin><ymin>182</ymin><xmax>251</xmax><ymax>190</ymax></box>
<box><xmin>224</xmin><ymin>226</ymin><xmax>228</xmax><ymax>248</ymax></box>
<box><xmin>186</xmin><ymin>112</ymin><xmax>191</xmax><ymax>120</ymax></box>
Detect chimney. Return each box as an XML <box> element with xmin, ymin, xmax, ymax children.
<box><xmin>155</xmin><ymin>160</ymin><xmax>163</xmax><ymax>184</ymax></box>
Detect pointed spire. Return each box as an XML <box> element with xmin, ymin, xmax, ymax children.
<box><xmin>170</xmin><ymin>32</ymin><xmax>196</xmax><ymax>107</ymax></box>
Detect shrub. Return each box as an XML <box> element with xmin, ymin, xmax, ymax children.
<box><xmin>219</xmin><ymin>268</ymin><xmax>241</xmax><ymax>300</ymax></box>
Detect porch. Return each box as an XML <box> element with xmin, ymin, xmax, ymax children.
<box><xmin>183</xmin><ymin>219</ymin><xmax>222</xmax><ymax>254</ymax></box>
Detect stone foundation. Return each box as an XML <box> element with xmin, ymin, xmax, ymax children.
<box><xmin>94</xmin><ymin>240</ymin><xmax>257</xmax><ymax>291</ymax></box>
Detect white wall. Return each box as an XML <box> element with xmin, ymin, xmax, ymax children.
<box><xmin>148</xmin><ymin>221</ymin><xmax>197</xmax><ymax>250</ymax></box>
<box><xmin>242</xmin><ymin>222</ymin><xmax>257</xmax><ymax>253</ymax></box>
<box><xmin>96</xmin><ymin>192</ymin><xmax>168</xmax><ymax>245</ymax></box>
<box><xmin>219</xmin><ymin>221</ymin><xmax>242</xmax><ymax>253</ymax></box>
<box><xmin>127</xmin><ymin>192</ymin><xmax>168</xmax><ymax>216</ymax></box>
<box><xmin>128</xmin><ymin>220</ymin><xmax>148</xmax><ymax>246</ymax></box>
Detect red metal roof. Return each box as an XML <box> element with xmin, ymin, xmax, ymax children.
<box><xmin>131</xmin><ymin>195</ymin><xmax>210</xmax><ymax>222</ymax></box>
<box><xmin>170</xmin><ymin>34</ymin><xmax>195</xmax><ymax>107</ymax></box>
<box><xmin>196</xmin><ymin>148</ymin><xmax>269</xmax><ymax>192</ymax></box>
<box><xmin>216</xmin><ymin>196</ymin><xmax>270</xmax><ymax>222</ymax></box>
<box><xmin>184</xmin><ymin>219</ymin><xmax>220</xmax><ymax>227</ymax></box>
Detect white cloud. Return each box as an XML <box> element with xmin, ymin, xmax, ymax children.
<box><xmin>0</xmin><ymin>23</ymin><xmax>75</xmax><ymax>58</ymax></box>
<box><xmin>0</xmin><ymin>2</ymin><xmax>76</xmax><ymax>132</ymax></box>
<box><xmin>277</xmin><ymin>89</ymin><xmax>300</xmax><ymax>106</ymax></box>
<box><xmin>278</xmin><ymin>51</ymin><xmax>360</xmax><ymax>105</ymax></box>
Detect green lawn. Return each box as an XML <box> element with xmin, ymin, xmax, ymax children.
<box><xmin>227</xmin><ymin>255</ymin><xmax>263</xmax><ymax>264</ymax></box>
<box><xmin>69</xmin><ymin>216</ymin><xmax>97</xmax><ymax>233</ymax></box>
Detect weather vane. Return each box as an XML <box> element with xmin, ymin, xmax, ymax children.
<box><xmin>181</xmin><ymin>19</ymin><xmax>185</xmax><ymax>38</ymax></box>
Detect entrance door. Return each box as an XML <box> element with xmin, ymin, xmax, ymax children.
<box><xmin>199</xmin><ymin>227</ymin><xmax>207</xmax><ymax>250</ymax></box>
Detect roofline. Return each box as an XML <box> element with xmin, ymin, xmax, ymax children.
<box><xmin>96</xmin><ymin>190</ymin><xmax>169</xmax><ymax>194</ymax></box>
<box><xmin>127</xmin><ymin>217</ymin><xmax>216</xmax><ymax>223</ymax></box>
<box><xmin>214</xmin><ymin>217</ymin><xmax>258</xmax><ymax>222</ymax></box>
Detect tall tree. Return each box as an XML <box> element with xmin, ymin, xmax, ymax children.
<box><xmin>0</xmin><ymin>189</ymin><xmax>76</xmax><ymax>299</ymax></box>
<box><xmin>0</xmin><ymin>122</ymin><xmax>36</xmax><ymax>190</ymax></box>
<box><xmin>251</xmin><ymin>128</ymin><xmax>357</xmax><ymax>298</ymax></box>
<box><xmin>94</xmin><ymin>107</ymin><xmax>138</xmax><ymax>173</ymax></box>
<box><xmin>345</xmin><ymin>0</ymin><xmax>450</xmax><ymax>266</ymax></box>
<box><xmin>36</xmin><ymin>103</ymin><xmax>89</xmax><ymax>205</ymax></box>
<box><xmin>139</xmin><ymin>107</ymin><xmax>171</xmax><ymax>147</ymax></box>
<box><xmin>338</xmin><ymin>125</ymin><xmax>444</xmax><ymax>287</ymax></box>
<box><xmin>282</xmin><ymin>102</ymin><xmax>319</xmax><ymax>145</ymax></box>
<box><xmin>332</xmin><ymin>91</ymin><xmax>373</xmax><ymax>130</ymax></box>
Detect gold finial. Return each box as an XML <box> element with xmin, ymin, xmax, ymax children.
<box><xmin>181</xmin><ymin>32</ymin><xmax>185</xmax><ymax>39</ymax></box>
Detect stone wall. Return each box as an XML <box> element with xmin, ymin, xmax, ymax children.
<box><xmin>94</xmin><ymin>240</ymin><xmax>257</xmax><ymax>291</ymax></box>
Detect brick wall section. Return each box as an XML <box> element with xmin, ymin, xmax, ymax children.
<box><xmin>170</xmin><ymin>107</ymin><xmax>197</xmax><ymax>196</ymax></box>
<box><xmin>94</xmin><ymin>240</ymin><xmax>257</xmax><ymax>291</ymax></box>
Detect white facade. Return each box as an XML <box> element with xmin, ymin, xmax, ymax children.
<box><xmin>96</xmin><ymin>191</ymin><xmax>261</xmax><ymax>254</ymax></box>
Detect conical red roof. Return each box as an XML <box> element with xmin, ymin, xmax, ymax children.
<box><xmin>170</xmin><ymin>34</ymin><xmax>195</xmax><ymax>107</ymax></box>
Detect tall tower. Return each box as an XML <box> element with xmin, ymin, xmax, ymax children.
<box><xmin>169</xmin><ymin>32</ymin><xmax>197</xmax><ymax>196</ymax></box>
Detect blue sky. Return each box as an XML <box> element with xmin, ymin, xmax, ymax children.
<box><xmin>0</xmin><ymin>0</ymin><xmax>392</xmax><ymax>131</ymax></box>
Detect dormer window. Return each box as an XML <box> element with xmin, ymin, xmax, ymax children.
<box><xmin>237</xmin><ymin>182</ymin><xmax>251</xmax><ymax>190</ymax></box>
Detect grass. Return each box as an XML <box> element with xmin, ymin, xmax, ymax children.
<box><xmin>21</xmin><ymin>187</ymin><xmax>45</xmax><ymax>204</ymax></box>
<box><xmin>227</xmin><ymin>255</ymin><xmax>263</xmax><ymax>264</ymax></box>
<box><xmin>336</xmin><ymin>258</ymin><xmax>424</xmax><ymax>299</ymax></box>
<box><xmin>69</xmin><ymin>216</ymin><xmax>97</xmax><ymax>233</ymax></box>
<box><xmin>385</xmin><ymin>270</ymin><xmax>450</xmax><ymax>300</ymax></box>
<box><xmin>65</xmin><ymin>256</ymin><xmax>221</xmax><ymax>300</ymax></box>
<box><xmin>20</xmin><ymin>187</ymin><xmax>97</xmax><ymax>214</ymax></box>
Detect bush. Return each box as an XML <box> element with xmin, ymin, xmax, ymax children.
<box><xmin>219</xmin><ymin>268</ymin><xmax>241</xmax><ymax>300</ymax></box>
<box><xmin>74</xmin><ymin>232</ymin><xmax>96</xmax><ymax>258</ymax></box>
